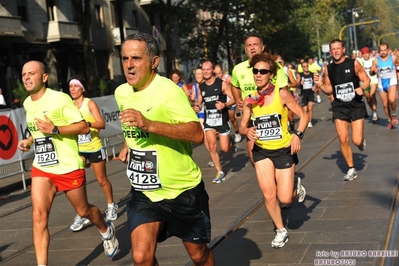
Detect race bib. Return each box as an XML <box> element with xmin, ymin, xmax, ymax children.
<box><xmin>302</xmin><ymin>77</ymin><xmax>313</xmax><ymax>90</ymax></box>
<box><xmin>334</xmin><ymin>82</ymin><xmax>355</xmax><ymax>102</ymax></box>
<box><xmin>253</xmin><ymin>113</ymin><xmax>282</xmax><ymax>141</ymax></box>
<box><xmin>206</xmin><ymin>109</ymin><xmax>223</xmax><ymax>127</ymax></box>
<box><xmin>78</xmin><ymin>133</ymin><xmax>92</xmax><ymax>144</ymax></box>
<box><xmin>34</xmin><ymin>136</ymin><xmax>59</xmax><ymax>167</ymax></box>
<box><xmin>126</xmin><ymin>148</ymin><xmax>161</xmax><ymax>191</ymax></box>
<box><xmin>380</xmin><ymin>66</ymin><xmax>392</xmax><ymax>79</ymax></box>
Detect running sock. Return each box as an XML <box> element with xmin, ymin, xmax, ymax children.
<box><xmin>108</xmin><ymin>202</ymin><xmax>115</xmax><ymax>208</ymax></box>
<box><xmin>100</xmin><ymin>225</ymin><xmax>111</xmax><ymax>239</ymax></box>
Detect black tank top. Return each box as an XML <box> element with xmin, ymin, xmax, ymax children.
<box><xmin>327</xmin><ymin>58</ymin><xmax>363</xmax><ymax>105</ymax></box>
<box><xmin>200</xmin><ymin>78</ymin><xmax>228</xmax><ymax>127</ymax></box>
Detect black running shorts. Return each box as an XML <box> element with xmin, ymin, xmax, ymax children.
<box><xmin>301</xmin><ymin>90</ymin><xmax>315</xmax><ymax>106</ymax></box>
<box><xmin>126</xmin><ymin>180</ymin><xmax>211</xmax><ymax>244</ymax></box>
<box><xmin>252</xmin><ymin>145</ymin><xmax>298</xmax><ymax>169</ymax></box>
<box><xmin>331</xmin><ymin>101</ymin><xmax>367</xmax><ymax>122</ymax></box>
<box><xmin>79</xmin><ymin>147</ymin><xmax>107</xmax><ymax>163</ymax></box>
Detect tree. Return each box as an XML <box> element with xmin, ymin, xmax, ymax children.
<box><xmin>147</xmin><ymin>0</ymin><xmax>188</xmax><ymax>77</ymax></box>
<box><xmin>71</xmin><ymin>0</ymin><xmax>96</xmax><ymax>97</ymax></box>
<box><xmin>178</xmin><ymin>0</ymin><xmax>305</xmax><ymax>70</ymax></box>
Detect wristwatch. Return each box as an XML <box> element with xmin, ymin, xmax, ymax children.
<box><xmin>52</xmin><ymin>126</ymin><xmax>59</xmax><ymax>135</ymax></box>
<box><xmin>294</xmin><ymin>130</ymin><xmax>304</xmax><ymax>139</ymax></box>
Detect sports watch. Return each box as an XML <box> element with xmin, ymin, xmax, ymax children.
<box><xmin>294</xmin><ymin>130</ymin><xmax>304</xmax><ymax>139</ymax></box>
<box><xmin>52</xmin><ymin>126</ymin><xmax>59</xmax><ymax>135</ymax></box>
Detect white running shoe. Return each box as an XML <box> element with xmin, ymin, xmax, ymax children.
<box><xmin>207</xmin><ymin>161</ymin><xmax>214</xmax><ymax>167</ymax></box>
<box><xmin>103</xmin><ymin>222</ymin><xmax>119</xmax><ymax>258</ymax></box>
<box><xmin>234</xmin><ymin>133</ymin><xmax>242</xmax><ymax>143</ymax></box>
<box><xmin>316</xmin><ymin>95</ymin><xmax>321</xmax><ymax>103</ymax></box>
<box><xmin>296</xmin><ymin>177</ymin><xmax>306</xmax><ymax>203</ymax></box>
<box><xmin>106</xmin><ymin>203</ymin><xmax>119</xmax><ymax>221</ymax></box>
<box><xmin>372</xmin><ymin>111</ymin><xmax>378</xmax><ymax>121</ymax></box>
<box><xmin>271</xmin><ymin>228</ymin><xmax>289</xmax><ymax>248</ymax></box>
<box><xmin>343</xmin><ymin>168</ymin><xmax>358</xmax><ymax>181</ymax></box>
<box><xmin>213</xmin><ymin>171</ymin><xmax>226</xmax><ymax>184</ymax></box>
<box><xmin>357</xmin><ymin>139</ymin><xmax>366</xmax><ymax>151</ymax></box>
<box><xmin>70</xmin><ymin>214</ymin><xmax>91</xmax><ymax>232</ymax></box>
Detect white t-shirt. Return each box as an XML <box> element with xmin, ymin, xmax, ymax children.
<box><xmin>0</xmin><ymin>94</ymin><xmax>6</xmax><ymax>106</ymax></box>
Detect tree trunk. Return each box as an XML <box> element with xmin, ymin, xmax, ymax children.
<box><xmin>72</xmin><ymin>0</ymin><xmax>96</xmax><ymax>97</ymax></box>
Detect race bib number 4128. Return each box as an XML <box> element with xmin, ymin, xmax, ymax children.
<box><xmin>126</xmin><ymin>148</ymin><xmax>162</xmax><ymax>191</ymax></box>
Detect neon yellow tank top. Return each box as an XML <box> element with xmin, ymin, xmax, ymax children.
<box><xmin>77</xmin><ymin>98</ymin><xmax>103</xmax><ymax>152</ymax></box>
<box><xmin>250</xmin><ymin>88</ymin><xmax>292</xmax><ymax>150</ymax></box>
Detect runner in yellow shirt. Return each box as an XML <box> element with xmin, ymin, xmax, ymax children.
<box><xmin>68</xmin><ymin>74</ymin><xmax>118</xmax><ymax>232</ymax></box>
<box><xmin>239</xmin><ymin>53</ymin><xmax>308</xmax><ymax>248</ymax></box>
<box><xmin>231</xmin><ymin>33</ymin><xmax>289</xmax><ymax>166</ymax></box>
<box><xmin>115</xmin><ymin>33</ymin><xmax>214</xmax><ymax>265</ymax></box>
<box><xmin>17</xmin><ymin>60</ymin><xmax>118</xmax><ymax>265</ymax></box>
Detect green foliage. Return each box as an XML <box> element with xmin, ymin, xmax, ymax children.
<box><xmin>177</xmin><ymin>0</ymin><xmax>398</xmax><ymax>68</ymax></box>
<box><xmin>12</xmin><ymin>80</ymin><xmax>29</xmax><ymax>103</ymax></box>
<box><xmin>98</xmin><ymin>76</ymin><xmax>110</xmax><ymax>96</ymax></box>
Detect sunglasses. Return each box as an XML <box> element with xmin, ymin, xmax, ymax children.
<box><xmin>252</xmin><ymin>68</ymin><xmax>272</xmax><ymax>75</ymax></box>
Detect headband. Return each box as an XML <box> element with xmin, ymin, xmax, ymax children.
<box><xmin>69</xmin><ymin>79</ymin><xmax>85</xmax><ymax>91</ymax></box>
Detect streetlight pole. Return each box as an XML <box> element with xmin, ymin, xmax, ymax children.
<box><xmin>350</xmin><ymin>7</ymin><xmax>362</xmax><ymax>53</ymax></box>
<box><xmin>351</xmin><ymin>10</ymin><xmax>357</xmax><ymax>53</ymax></box>
<box><xmin>339</xmin><ymin>20</ymin><xmax>380</xmax><ymax>40</ymax></box>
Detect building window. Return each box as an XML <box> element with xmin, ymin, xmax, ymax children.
<box><xmin>95</xmin><ymin>5</ymin><xmax>104</xmax><ymax>28</ymax></box>
<box><xmin>110</xmin><ymin>1</ymin><xmax>120</xmax><ymax>27</ymax></box>
<box><xmin>160</xmin><ymin>14</ymin><xmax>165</xmax><ymax>32</ymax></box>
<box><xmin>132</xmin><ymin>10</ymin><xmax>138</xmax><ymax>28</ymax></box>
<box><xmin>17</xmin><ymin>0</ymin><xmax>27</xmax><ymax>21</ymax></box>
<box><xmin>46</xmin><ymin>0</ymin><xmax>55</xmax><ymax>21</ymax></box>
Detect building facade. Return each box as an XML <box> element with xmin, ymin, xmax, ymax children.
<box><xmin>0</xmin><ymin>0</ymin><xmax>178</xmax><ymax>104</ymax></box>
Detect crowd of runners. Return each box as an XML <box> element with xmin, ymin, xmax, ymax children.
<box><xmin>16</xmin><ymin>31</ymin><xmax>399</xmax><ymax>265</ymax></box>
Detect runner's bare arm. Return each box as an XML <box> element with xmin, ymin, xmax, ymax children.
<box><xmin>231</xmin><ymin>85</ymin><xmax>243</xmax><ymax>110</ymax></box>
<box><xmin>355</xmin><ymin>60</ymin><xmax>370</xmax><ymax>93</ymax></box>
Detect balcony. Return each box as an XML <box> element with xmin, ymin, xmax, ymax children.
<box><xmin>45</xmin><ymin>21</ymin><xmax>80</xmax><ymax>42</ymax></box>
<box><xmin>112</xmin><ymin>27</ymin><xmax>139</xmax><ymax>45</ymax></box>
<box><xmin>0</xmin><ymin>16</ymin><xmax>23</xmax><ymax>36</ymax></box>
<box><xmin>139</xmin><ymin>0</ymin><xmax>159</xmax><ymax>5</ymax></box>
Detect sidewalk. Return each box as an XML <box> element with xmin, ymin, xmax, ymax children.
<box><xmin>0</xmin><ymin>93</ymin><xmax>398</xmax><ymax>265</ymax></box>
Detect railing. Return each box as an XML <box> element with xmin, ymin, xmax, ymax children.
<box><xmin>45</xmin><ymin>21</ymin><xmax>80</xmax><ymax>42</ymax></box>
<box><xmin>0</xmin><ymin>15</ymin><xmax>23</xmax><ymax>36</ymax></box>
<box><xmin>0</xmin><ymin>134</ymin><xmax>124</xmax><ymax>191</ymax></box>
<box><xmin>103</xmin><ymin>133</ymin><xmax>125</xmax><ymax>161</ymax></box>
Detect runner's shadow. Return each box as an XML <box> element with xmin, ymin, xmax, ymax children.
<box><xmin>0</xmin><ymin>243</ymin><xmax>12</xmax><ymax>262</ymax></box>
<box><xmin>0</xmin><ymin>190</ymin><xmax>31</xmax><ymax>209</ymax></box>
<box><xmin>322</xmin><ymin>150</ymin><xmax>367</xmax><ymax>174</ymax></box>
<box><xmin>283</xmin><ymin>194</ymin><xmax>321</xmax><ymax>230</ymax></box>
<box><xmin>74</xmin><ymin>206</ymin><xmax>131</xmax><ymax>265</ymax></box>
<box><xmin>220</xmin><ymin>152</ymin><xmax>249</xmax><ymax>173</ymax></box>
<box><xmin>213</xmin><ymin>228</ymin><xmax>262</xmax><ymax>266</ymax></box>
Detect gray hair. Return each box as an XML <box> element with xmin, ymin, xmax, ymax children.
<box><xmin>122</xmin><ymin>33</ymin><xmax>160</xmax><ymax>63</ymax></box>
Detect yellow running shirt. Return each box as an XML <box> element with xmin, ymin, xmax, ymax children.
<box><xmin>250</xmin><ymin>88</ymin><xmax>292</xmax><ymax>150</ymax></box>
<box><xmin>114</xmin><ymin>75</ymin><xmax>202</xmax><ymax>202</ymax></box>
<box><xmin>24</xmin><ymin>89</ymin><xmax>85</xmax><ymax>174</ymax></box>
<box><xmin>231</xmin><ymin>59</ymin><xmax>288</xmax><ymax>100</ymax></box>
<box><xmin>77</xmin><ymin>98</ymin><xmax>103</xmax><ymax>152</ymax></box>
